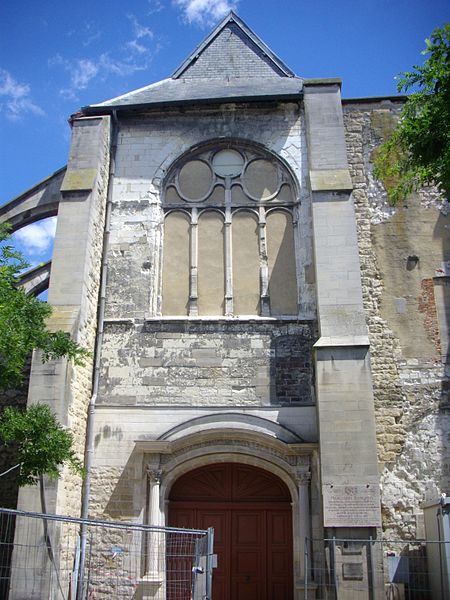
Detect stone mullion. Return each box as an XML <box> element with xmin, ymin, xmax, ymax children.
<box><xmin>258</xmin><ymin>206</ymin><xmax>270</xmax><ymax>316</ymax></box>
<box><xmin>292</xmin><ymin>206</ymin><xmax>300</xmax><ymax>316</ymax></box>
<box><xmin>189</xmin><ymin>208</ymin><xmax>198</xmax><ymax>316</ymax></box>
<box><xmin>224</xmin><ymin>177</ymin><xmax>233</xmax><ymax>316</ymax></box>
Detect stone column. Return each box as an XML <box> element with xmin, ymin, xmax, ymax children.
<box><xmin>296</xmin><ymin>469</ymin><xmax>312</xmax><ymax>580</ymax></box>
<box><xmin>146</xmin><ymin>468</ymin><xmax>162</xmax><ymax>578</ymax></box>
<box><xmin>139</xmin><ymin>468</ymin><xmax>164</xmax><ymax>599</ymax></box>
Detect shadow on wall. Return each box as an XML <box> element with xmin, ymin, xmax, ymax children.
<box><xmin>102</xmin><ymin>447</ymin><xmax>143</xmax><ymax>521</ymax></box>
<box><xmin>266</xmin><ymin>209</ymin><xmax>298</xmax><ymax>317</ymax></box>
<box><xmin>270</xmin><ymin>333</ymin><xmax>315</xmax><ymax>406</ymax></box>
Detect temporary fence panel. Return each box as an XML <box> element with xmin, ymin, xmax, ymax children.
<box><xmin>0</xmin><ymin>507</ymin><xmax>213</xmax><ymax>600</ymax></box>
<box><xmin>304</xmin><ymin>538</ymin><xmax>449</xmax><ymax>600</ymax></box>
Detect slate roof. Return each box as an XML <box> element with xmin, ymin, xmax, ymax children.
<box><xmin>82</xmin><ymin>11</ymin><xmax>302</xmax><ymax>114</ymax></box>
<box><xmin>172</xmin><ymin>11</ymin><xmax>295</xmax><ymax>79</ymax></box>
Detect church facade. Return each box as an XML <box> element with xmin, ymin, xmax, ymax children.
<box><xmin>1</xmin><ymin>11</ymin><xmax>449</xmax><ymax>600</ymax></box>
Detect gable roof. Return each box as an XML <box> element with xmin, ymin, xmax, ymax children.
<box><xmin>172</xmin><ymin>11</ymin><xmax>295</xmax><ymax>79</ymax></box>
<box><xmin>83</xmin><ymin>12</ymin><xmax>301</xmax><ymax>114</ymax></box>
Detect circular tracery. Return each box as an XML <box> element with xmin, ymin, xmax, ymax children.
<box><xmin>177</xmin><ymin>160</ymin><xmax>213</xmax><ymax>201</ymax></box>
<box><xmin>243</xmin><ymin>158</ymin><xmax>280</xmax><ymax>200</ymax></box>
<box><xmin>165</xmin><ymin>143</ymin><xmax>295</xmax><ymax>206</ymax></box>
<box><xmin>212</xmin><ymin>149</ymin><xmax>244</xmax><ymax>177</ymax></box>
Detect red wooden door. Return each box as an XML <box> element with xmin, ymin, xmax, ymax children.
<box><xmin>231</xmin><ymin>509</ymin><xmax>265</xmax><ymax>600</ymax></box>
<box><xmin>169</xmin><ymin>463</ymin><xmax>293</xmax><ymax>600</ymax></box>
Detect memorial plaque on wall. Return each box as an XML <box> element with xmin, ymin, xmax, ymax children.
<box><xmin>323</xmin><ymin>484</ymin><xmax>382</xmax><ymax>527</ymax></box>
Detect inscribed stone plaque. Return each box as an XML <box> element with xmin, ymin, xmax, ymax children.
<box><xmin>323</xmin><ymin>484</ymin><xmax>381</xmax><ymax>527</ymax></box>
<box><xmin>342</xmin><ymin>562</ymin><xmax>364</xmax><ymax>581</ymax></box>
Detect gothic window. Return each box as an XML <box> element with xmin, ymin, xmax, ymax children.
<box><xmin>162</xmin><ymin>144</ymin><xmax>298</xmax><ymax>317</ymax></box>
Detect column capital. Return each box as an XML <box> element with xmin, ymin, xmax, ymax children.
<box><xmin>147</xmin><ymin>468</ymin><xmax>162</xmax><ymax>484</ymax></box>
<box><xmin>295</xmin><ymin>469</ymin><xmax>311</xmax><ymax>485</ymax></box>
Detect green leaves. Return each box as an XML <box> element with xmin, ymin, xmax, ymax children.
<box><xmin>0</xmin><ymin>225</ymin><xmax>87</xmax><ymax>486</ymax></box>
<box><xmin>374</xmin><ymin>24</ymin><xmax>450</xmax><ymax>204</ymax></box>
<box><xmin>0</xmin><ymin>222</ymin><xmax>89</xmax><ymax>388</ymax></box>
<box><xmin>0</xmin><ymin>404</ymin><xmax>83</xmax><ymax>486</ymax></box>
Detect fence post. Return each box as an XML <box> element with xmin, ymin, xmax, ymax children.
<box><xmin>304</xmin><ymin>536</ymin><xmax>308</xmax><ymax>600</ymax></box>
<box><xmin>368</xmin><ymin>536</ymin><xmax>374</xmax><ymax>600</ymax></box>
<box><xmin>206</xmin><ymin>527</ymin><xmax>214</xmax><ymax>600</ymax></box>
<box><xmin>71</xmin><ymin>535</ymin><xmax>80</xmax><ymax>600</ymax></box>
<box><xmin>77</xmin><ymin>526</ymin><xmax>87</xmax><ymax>600</ymax></box>
<box><xmin>331</xmin><ymin>536</ymin><xmax>338</xmax><ymax>599</ymax></box>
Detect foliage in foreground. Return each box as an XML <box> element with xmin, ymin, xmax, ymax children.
<box><xmin>0</xmin><ymin>222</ymin><xmax>89</xmax><ymax>389</ymax></box>
<box><xmin>0</xmin><ymin>403</ymin><xmax>83</xmax><ymax>486</ymax></box>
<box><xmin>374</xmin><ymin>24</ymin><xmax>450</xmax><ymax>204</ymax></box>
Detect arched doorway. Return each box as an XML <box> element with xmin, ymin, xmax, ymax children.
<box><xmin>168</xmin><ymin>462</ymin><xmax>293</xmax><ymax>600</ymax></box>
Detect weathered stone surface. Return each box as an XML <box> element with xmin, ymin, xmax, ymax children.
<box><xmin>344</xmin><ymin>100</ymin><xmax>450</xmax><ymax>537</ymax></box>
<box><xmin>99</xmin><ymin>320</ymin><xmax>316</xmax><ymax>408</ymax></box>
<box><xmin>105</xmin><ymin>104</ymin><xmax>315</xmax><ymax>320</ymax></box>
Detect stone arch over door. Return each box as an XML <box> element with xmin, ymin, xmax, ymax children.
<box><xmin>168</xmin><ymin>462</ymin><xmax>293</xmax><ymax>600</ymax></box>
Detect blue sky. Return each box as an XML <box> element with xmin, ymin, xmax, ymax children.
<box><xmin>1</xmin><ymin>0</ymin><xmax>449</xmax><ymax>266</ymax></box>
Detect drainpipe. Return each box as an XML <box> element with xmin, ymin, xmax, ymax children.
<box><xmin>77</xmin><ymin>108</ymin><xmax>118</xmax><ymax>599</ymax></box>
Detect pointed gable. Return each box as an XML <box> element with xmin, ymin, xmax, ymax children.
<box><xmin>173</xmin><ymin>12</ymin><xmax>294</xmax><ymax>80</ymax></box>
<box><xmin>83</xmin><ymin>12</ymin><xmax>301</xmax><ymax>113</ymax></box>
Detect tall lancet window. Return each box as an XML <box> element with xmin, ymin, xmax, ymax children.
<box><xmin>162</xmin><ymin>143</ymin><xmax>298</xmax><ymax>317</ymax></box>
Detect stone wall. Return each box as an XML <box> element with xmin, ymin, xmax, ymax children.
<box><xmin>90</xmin><ymin>103</ymin><xmax>319</xmax><ymax>532</ymax></box>
<box><xmin>91</xmin><ymin>317</ymin><xmax>318</xmax><ymax>522</ymax></box>
<box><xmin>99</xmin><ymin>320</ymin><xmax>316</xmax><ymax>408</ymax></box>
<box><xmin>343</xmin><ymin>99</ymin><xmax>450</xmax><ymax>538</ymax></box>
<box><xmin>105</xmin><ymin>103</ymin><xmax>315</xmax><ymax>321</ymax></box>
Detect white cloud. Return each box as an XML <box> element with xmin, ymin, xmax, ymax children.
<box><xmin>49</xmin><ymin>15</ymin><xmax>158</xmax><ymax>100</ymax></box>
<box><xmin>147</xmin><ymin>0</ymin><xmax>164</xmax><ymax>15</ymax></box>
<box><xmin>174</xmin><ymin>0</ymin><xmax>239</xmax><ymax>26</ymax></box>
<box><xmin>82</xmin><ymin>23</ymin><xmax>102</xmax><ymax>47</ymax></box>
<box><xmin>67</xmin><ymin>21</ymin><xmax>102</xmax><ymax>48</ymax></box>
<box><xmin>13</xmin><ymin>217</ymin><xmax>57</xmax><ymax>255</ymax></box>
<box><xmin>126</xmin><ymin>40</ymin><xmax>148</xmax><ymax>55</ymax></box>
<box><xmin>52</xmin><ymin>52</ymin><xmax>150</xmax><ymax>100</ymax></box>
<box><xmin>126</xmin><ymin>15</ymin><xmax>154</xmax><ymax>55</ymax></box>
<box><xmin>128</xmin><ymin>14</ymin><xmax>154</xmax><ymax>40</ymax></box>
<box><xmin>0</xmin><ymin>69</ymin><xmax>44</xmax><ymax>121</ymax></box>
<box><xmin>100</xmin><ymin>53</ymin><xmax>148</xmax><ymax>77</ymax></box>
<box><xmin>72</xmin><ymin>59</ymin><xmax>100</xmax><ymax>89</ymax></box>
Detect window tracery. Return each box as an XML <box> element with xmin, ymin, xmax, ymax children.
<box><xmin>162</xmin><ymin>143</ymin><xmax>298</xmax><ymax>317</ymax></box>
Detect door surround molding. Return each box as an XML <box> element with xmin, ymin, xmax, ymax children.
<box><xmin>138</xmin><ymin>430</ymin><xmax>315</xmax><ymax>594</ymax></box>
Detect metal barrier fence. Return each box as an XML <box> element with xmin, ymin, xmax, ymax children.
<box><xmin>305</xmin><ymin>537</ymin><xmax>450</xmax><ymax>600</ymax></box>
<box><xmin>0</xmin><ymin>507</ymin><xmax>214</xmax><ymax>600</ymax></box>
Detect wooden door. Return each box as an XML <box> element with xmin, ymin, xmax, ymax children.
<box><xmin>169</xmin><ymin>463</ymin><xmax>293</xmax><ymax>600</ymax></box>
<box><xmin>267</xmin><ymin>510</ymin><xmax>294</xmax><ymax>599</ymax></box>
<box><xmin>231</xmin><ymin>509</ymin><xmax>265</xmax><ymax>600</ymax></box>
